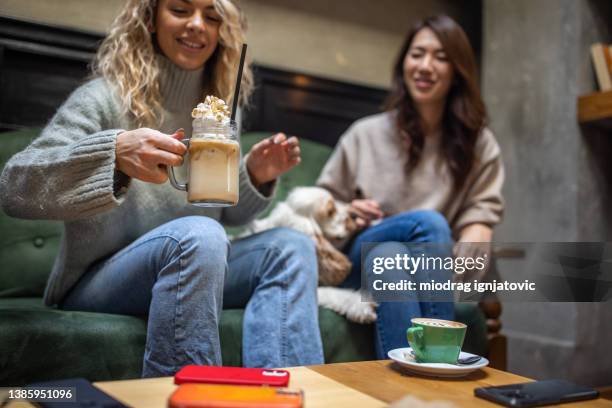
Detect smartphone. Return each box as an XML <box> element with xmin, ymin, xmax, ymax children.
<box><xmin>175</xmin><ymin>365</ymin><xmax>290</xmax><ymax>387</ymax></box>
<box><xmin>168</xmin><ymin>383</ymin><xmax>303</xmax><ymax>408</ymax></box>
<box><xmin>474</xmin><ymin>379</ymin><xmax>599</xmax><ymax>407</ymax></box>
<box><xmin>25</xmin><ymin>378</ymin><xmax>130</xmax><ymax>408</ymax></box>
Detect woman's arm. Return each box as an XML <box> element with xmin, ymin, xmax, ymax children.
<box><xmin>0</xmin><ymin>79</ymin><xmax>126</xmax><ymax>221</ymax></box>
<box><xmin>316</xmin><ymin>129</ymin><xmax>359</xmax><ymax>203</ymax></box>
<box><xmin>452</xmin><ymin>130</ymin><xmax>504</xmax><ymax>281</ymax></box>
<box><xmin>458</xmin><ymin>223</ymin><xmax>493</xmax><ymax>242</ymax></box>
<box><xmin>454</xmin><ymin>223</ymin><xmax>494</xmax><ymax>282</ymax></box>
<box><xmin>453</xmin><ymin>129</ymin><xmax>505</xmax><ymax>236</ymax></box>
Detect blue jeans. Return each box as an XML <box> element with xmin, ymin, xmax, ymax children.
<box><xmin>341</xmin><ymin>210</ymin><xmax>454</xmax><ymax>359</ymax></box>
<box><xmin>61</xmin><ymin>216</ymin><xmax>324</xmax><ymax>377</ymax></box>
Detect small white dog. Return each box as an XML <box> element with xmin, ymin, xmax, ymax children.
<box><xmin>242</xmin><ymin>187</ymin><xmax>377</xmax><ymax>324</ymax></box>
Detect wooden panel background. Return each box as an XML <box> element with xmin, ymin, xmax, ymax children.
<box><xmin>0</xmin><ymin>15</ymin><xmax>388</xmax><ymax>146</ymax></box>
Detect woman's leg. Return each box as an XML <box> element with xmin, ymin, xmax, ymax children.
<box><xmin>225</xmin><ymin>227</ymin><xmax>324</xmax><ymax>368</ymax></box>
<box><xmin>342</xmin><ymin>210</ymin><xmax>454</xmax><ymax>359</ymax></box>
<box><xmin>61</xmin><ymin>216</ymin><xmax>229</xmax><ymax>377</ymax></box>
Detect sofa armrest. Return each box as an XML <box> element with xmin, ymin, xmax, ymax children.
<box><xmin>477</xmin><ymin>252</ymin><xmax>509</xmax><ymax>370</ymax></box>
<box><xmin>478</xmin><ymin>300</ymin><xmax>507</xmax><ymax>370</ymax></box>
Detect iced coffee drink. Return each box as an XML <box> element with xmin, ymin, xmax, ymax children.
<box><xmin>168</xmin><ymin>96</ymin><xmax>240</xmax><ymax>207</ymax></box>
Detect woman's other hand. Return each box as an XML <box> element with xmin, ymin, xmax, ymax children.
<box><xmin>458</xmin><ymin>223</ymin><xmax>493</xmax><ymax>243</ymax></box>
<box><xmin>350</xmin><ymin>199</ymin><xmax>384</xmax><ymax>228</ymax></box>
<box><xmin>246</xmin><ymin>133</ymin><xmax>301</xmax><ymax>187</ymax></box>
<box><xmin>453</xmin><ymin>223</ymin><xmax>493</xmax><ymax>282</ymax></box>
<box><xmin>115</xmin><ymin>128</ymin><xmax>187</xmax><ymax>184</ymax></box>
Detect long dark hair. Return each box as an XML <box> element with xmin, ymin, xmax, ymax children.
<box><xmin>385</xmin><ymin>15</ymin><xmax>486</xmax><ymax>191</ymax></box>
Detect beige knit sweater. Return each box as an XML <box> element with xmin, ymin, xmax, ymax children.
<box><xmin>316</xmin><ymin>112</ymin><xmax>504</xmax><ymax>237</ymax></box>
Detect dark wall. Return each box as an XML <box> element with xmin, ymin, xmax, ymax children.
<box><xmin>0</xmin><ymin>16</ymin><xmax>387</xmax><ymax>147</ymax></box>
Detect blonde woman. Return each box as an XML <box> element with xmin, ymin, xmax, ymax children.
<box><xmin>0</xmin><ymin>0</ymin><xmax>323</xmax><ymax>376</ymax></box>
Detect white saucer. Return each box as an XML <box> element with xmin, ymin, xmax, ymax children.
<box><xmin>387</xmin><ymin>347</ymin><xmax>489</xmax><ymax>378</ymax></box>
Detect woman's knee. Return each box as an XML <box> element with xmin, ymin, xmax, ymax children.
<box><xmin>164</xmin><ymin>216</ymin><xmax>229</xmax><ymax>276</ymax></box>
<box><xmin>169</xmin><ymin>216</ymin><xmax>226</xmax><ymax>237</ymax></box>
<box><xmin>262</xmin><ymin>227</ymin><xmax>318</xmax><ymax>283</ymax></box>
<box><xmin>397</xmin><ymin>210</ymin><xmax>451</xmax><ymax>242</ymax></box>
<box><xmin>265</xmin><ymin>227</ymin><xmax>316</xmax><ymax>256</ymax></box>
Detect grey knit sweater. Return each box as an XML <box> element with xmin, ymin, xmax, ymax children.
<box><xmin>0</xmin><ymin>56</ymin><xmax>273</xmax><ymax>306</ymax></box>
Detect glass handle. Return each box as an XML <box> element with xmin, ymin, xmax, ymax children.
<box><xmin>167</xmin><ymin>138</ymin><xmax>189</xmax><ymax>191</ymax></box>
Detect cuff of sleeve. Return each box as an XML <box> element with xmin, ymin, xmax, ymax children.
<box><xmin>453</xmin><ymin>208</ymin><xmax>502</xmax><ymax>236</ymax></box>
<box><xmin>65</xmin><ymin>129</ymin><xmax>126</xmax><ymax>216</ymax></box>
<box><xmin>113</xmin><ymin>170</ymin><xmax>131</xmax><ymax>198</ymax></box>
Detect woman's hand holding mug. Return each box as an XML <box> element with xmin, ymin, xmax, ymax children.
<box><xmin>115</xmin><ymin>128</ymin><xmax>186</xmax><ymax>184</ymax></box>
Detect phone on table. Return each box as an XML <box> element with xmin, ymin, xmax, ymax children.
<box><xmin>474</xmin><ymin>379</ymin><xmax>599</xmax><ymax>407</ymax></box>
<box><xmin>168</xmin><ymin>383</ymin><xmax>303</xmax><ymax>408</ymax></box>
<box><xmin>175</xmin><ymin>365</ymin><xmax>290</xmax><ymax>387</ymax></box>
<box><xmin>25</xmin><ymin>378</ymin><xmax>130</xmax><ymax>408</ymax></box>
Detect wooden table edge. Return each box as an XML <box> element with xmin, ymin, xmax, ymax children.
<box><xmin>306</xmin><ymin>360</ymin><xmax>612</xmax><ymax>407</ymax></box>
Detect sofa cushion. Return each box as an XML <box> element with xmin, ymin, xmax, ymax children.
<box><xmin>0</xmin><ymin>298</ymin><xmax>374</xmax><ymax>385</ymax></box>
<box><xmin>0</xmin><ymin>298</ymin><xmax>487</xmax><ymax>385</ymax></box>
<box><xmin>0</xmin><ymin>297</ymin><xmax>146</xmax><ymax>386</ymax></box>
<box><xmin>0</xmin><ymin>129</ymin><xmax>62</xmax><ymax>298</ymax></box>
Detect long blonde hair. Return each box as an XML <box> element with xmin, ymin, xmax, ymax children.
<box><xmin>93</xmin><ymin>0</ymin><xmax>253</xmax><ymax>127</ymax></box>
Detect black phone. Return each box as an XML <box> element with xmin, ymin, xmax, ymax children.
<box><xmin>26</xmin><ymin>378</ymin><xmax>131</xmax><ymax>408</ymax></box>
<box><xmin>474</xmin><ymin>379</ymin><xmax>599</xmax><ymax>407</ymax></box>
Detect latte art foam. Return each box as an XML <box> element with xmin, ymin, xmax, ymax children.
<box><xmin>412</xmin><ymin>318</ymin><xmax>465</xmax><ymax>328</ymax></box>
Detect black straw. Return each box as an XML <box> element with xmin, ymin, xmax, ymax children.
<box><xmin>230</xmin><ymin>44</ymin><xmax>247</xmax><ymax>122</ymax></box>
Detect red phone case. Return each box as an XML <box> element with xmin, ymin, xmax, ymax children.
<box><xmin>174</xmin><ymin>365</ymin><xmax>290</xmax><ymax>387</ymax></box>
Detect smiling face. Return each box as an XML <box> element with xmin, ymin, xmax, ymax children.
<box><xmin>403</xmin><ymin>27</ymin><xmax>454</xmax><ymax>107</ymax></box>
<box><xmin>155</xmin><ymin>0</ymin><xmax>221</xmax><ymax>70</ymax></box>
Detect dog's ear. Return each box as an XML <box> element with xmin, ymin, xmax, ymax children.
<box><xmin>314</xmin><ymin>234</ymin><xmax>352</xmax><ymax>286</ymax></box>
<box><xmin>345</xmin><ymin>210</ymin><xmax>358</xmax><ymax>233</ymax></box>
<box><xmin>316</xmin><ymin>198</ymin><xmax>336</xmax><ymax>221</ymax></box>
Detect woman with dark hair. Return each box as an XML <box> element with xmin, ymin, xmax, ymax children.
<box><xmin>317</xmin><ymin>15</ymin><xmax>504</xmax><ymax>358</ymax></box>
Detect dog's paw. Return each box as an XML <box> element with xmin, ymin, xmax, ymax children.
<box><xmin>317</xmin><ymin>287</ymin><xmax>377</xmax><ymax>324</ymax></box>
<box><xmin>345</xmin><ymin>300</ymin><xmax>378</xmax><ymax>324</ymax></box>
<box><xmin>317</xmin><ymin>287</ymin><xmax>344</xmax><ymax>313</ymax></box>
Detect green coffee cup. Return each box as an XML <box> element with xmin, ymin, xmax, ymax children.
<box><xmin>406</xmin><ymin>318</ymin><xmax>467</xmax><ymax>364</ymax></box>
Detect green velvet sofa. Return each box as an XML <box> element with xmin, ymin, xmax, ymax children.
<box><xmin>0</xmin><ymin>129</ymin><xmax>490</xmax><ymax>386</ymax></box>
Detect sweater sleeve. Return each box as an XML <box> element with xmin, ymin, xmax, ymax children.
<box><xmin>0</xmin><ymin>78</ymin><xmax>127</xmax><ymax>221</ymax></box>
<box><xmin>452</xmin><ymin>128</ymin><xmax>505</xmax><ymax>233</ymax></box>
<box><xmin>220</xmin><ymin>154</ymin><xmax>276</xmax><ymax>226</ymax></box>
<box><xmin>316</xmin><ymin>126</ymin><xmax>358</xmax><ymax>203</ymax></box>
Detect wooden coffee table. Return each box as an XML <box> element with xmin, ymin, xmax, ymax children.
<box><xmin>6</xmin><ymin>361</ymin><xmax>612</xmax><ymax>407</ymax></box>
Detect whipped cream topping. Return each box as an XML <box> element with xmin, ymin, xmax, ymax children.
<box><xmin>192</xmin><ymin>95</ymin><xmax>231</xmax><ymax>125</ymax></box>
